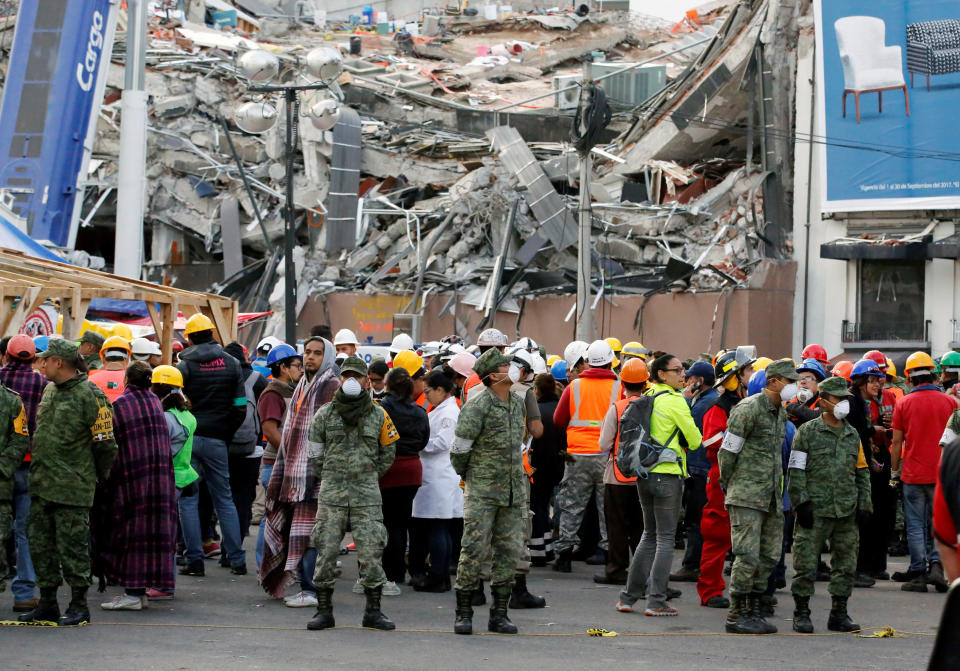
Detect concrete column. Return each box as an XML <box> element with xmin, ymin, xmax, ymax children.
<box><xmin>926</xmin><ymin>221</ymin><xmax>957</xmax><ymax>355</ymax></box>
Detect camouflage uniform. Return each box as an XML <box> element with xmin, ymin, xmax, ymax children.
<box><xmin>30</xmin><ymin>368</ymin><xmax>117</xmax><ymax>591</ymax></box>
<box><xmin>451</xmin><ymin>386</ymin><xmax>527</xmax><ymax>591</ymax></box>
<box><xmin>942</xmin><ymin>408</ymin><xmax>960</xmax><ymax>446</ymax></box>
<box><xmin>83</xmin><ymin>353</ymin><xmax>102</xmax><ymax>371</ymax></box>
<box><xmin>307</xmin><ymin>400</ymin><xmax>398</xmax><ymax>590</ymax></box>
<box><xmin>789</xmin><ymin>416</ymin><xmax>872</xmax><ymax>598</ymax></box>
<box><xmin>0</xmin><ymin>384</ymin><xmax>30</xmax><ymax>592</ymax></box>
<box><xmin>718</xmin><ymin>386</ymin><xmax>789</xmax><ymax>596</ymax></box>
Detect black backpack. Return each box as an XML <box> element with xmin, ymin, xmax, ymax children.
<box><xmin>615</xmin><ymin>391</ymin><xmax>679</xmax><ymax>480</ymax></box>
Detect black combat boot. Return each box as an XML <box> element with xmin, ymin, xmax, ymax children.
<box><xmin>306</xmin><ymin>588</ymin><xmax>335</xmax><ymax>630</ymax></box>
<box><xmin>792</xmin><ymin>595</ymin><xmax>814</xmax><ymax>633</ymax></box>
<box><xmin>471</xmin><ymin>580</ymin><xmax>486</xmax><ymax>606</ymax></box>
<box><xmin>725</xmin><ymin>593</ymin><xmax>765</xmax><ymax>634</ymax></box>
<box><xmin>553</xmin><ymin>549</ymin><xmax>572</xmax><ymax>573</ymax></box>
<box><xmin>361</xmin><ymin>585</ymin><xmax>396</xmax><ymax>630</ymax></box>
<box><xmin>454</xmin><ymin>588</ymin><xmax>474</xmax><ymax>635</ymax></box>
<box><xmin>509</xmin><ymin>574</ymin><xmax>546</xmax><ymax>609</ymax></box>
<box><xmin>749</xmin><ymin>592</ymin><xmax>777</xmax><ymax>634</ymax></box>
<box><xmin>827</xmin><ymin>595</ymin><xmax>859</xmax><ymax>632</ymax></box>
<box><xmin>18</xmin><ymin>587</ymin><xmax>59</xmax><ymax>624</ymax></box>
<box><xmin>59</xmin><ymin>586</ymin><xmax>90</xmax><ymax>626</ymax></box>
<box><xmin>758</xmin><ymin>593</ymin><xmax>777</xmax><ymax>618</ymax></box>
<box><xmin>487</xmin><ymin>583</ymin><xmax>518</xmax><ymax>634</ymax></box>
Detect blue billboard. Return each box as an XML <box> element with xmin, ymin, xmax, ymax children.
<box><xmin>0</xmin><ymin>0</ymin><xmax>116</xmax><ymax>246</ymax></box>
<box><xmin>815</xmin><ymin>1</ymin><xmax>960</xmax><ymax>211</ymax></box>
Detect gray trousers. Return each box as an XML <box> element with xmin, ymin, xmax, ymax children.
<box><xmin>619</xmin><ymin>473</ymin><xmax>683</xmax><ymax>608</ymax></box>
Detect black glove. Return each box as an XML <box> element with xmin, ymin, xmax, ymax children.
<box><xmin>795</xmin><ymin>501</ymin><xmax>815</xmax><ymax>529</ymax></box>
<box><xmin>856</xmin><ymin>509</ymin><xmax>872</xmax><ymax>526</ymax></box>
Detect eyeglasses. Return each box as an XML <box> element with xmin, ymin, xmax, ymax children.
<box><xmin>798</xmin><ymin>375</ymin><xmax>816</xmax><ymax>382</ymax></box>
<box><xmin>288</xmin><ymin>360</ymin><xmax>303</xmax><ymax>368</ymax></box>
<box><xmin>664</xmin><ymin>367</ymin><xmax>685</xmax><ymax>374</ymax></box>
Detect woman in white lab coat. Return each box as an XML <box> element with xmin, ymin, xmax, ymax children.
<box><xmin>409</xmin><ymin>369</ymin><xmax>461</xmax><ymax>592</ymax></box>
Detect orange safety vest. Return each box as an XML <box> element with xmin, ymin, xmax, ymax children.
<box><xmin>415</xmin><ymin>392</ymin><xmax>429</xmax><ymax>412</ymax></box>
<box><xmin>611</xmin><ymin>397</ymin><xmax>638</xmax><ymax>483</ymax></box>
<box><xmin>566</xmin><ymin>376</ymin><xmax>620</xmax><ymax>454</ymax></box>
<box><xmin>89</xmin><ymin>368</ymin><xmax>126</xmax><ymax>403</ymax></box>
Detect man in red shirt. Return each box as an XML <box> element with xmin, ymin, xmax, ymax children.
<box><xmin>891</xmin><ymin>351</ymin><xmax>960</xmax><ymax>593</ymax></box>
<box><xmin>933</xmin><ymin>436</ymin><xmax>960</xmax><ymax>582</ymax></box>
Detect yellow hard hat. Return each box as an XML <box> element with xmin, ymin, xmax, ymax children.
<box><xmin>604</xmin><ymin>337</ymin><xmax>622</xmax><ymax>354</ymax></box>
<box><xmin>546</xmin><ymin>355</ymin><xmax>561</xmax><ymax>368</ymax></box>
<box><xmin>886</xmin><ymin>358</ymin><xmax>897</xmax><ymax>377</ymax></box>
<box><xmin>393</xmin><ymin>349</ymin><xmax>425</xmax><ymax>377</ymax></box>
<box><xmin>100</xmin><ymin>335</ymin><xmax>131</xmax><ymax>356</ymax></box>
<box><xmin>904</xmin><ymin>351</ymin><xmax>935</xmax><ymax>374</ymax></box>
<box><xmin>621</xmin><ymin>341</ymin><xmax>647</xmax><ymax>360</ymax></box>
<box><xmin>753</xmin><ymin>356</ymin><xmax>773</xmax><ymax>371</ymax></box>
<box><xmin>151</xmin><ymin>365</ymin><xmax>183</xmax><ymax>387</ymax></box>
<box><xmin>184</xmin><ymin>313</ymin><xmax>215</xmax><ymax>337</ymax></box>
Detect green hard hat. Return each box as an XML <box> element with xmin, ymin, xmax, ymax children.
<box><xmin>941</xmin><ymin>350</ymin><xmax>960</xmax><ymax>371</ymax></box>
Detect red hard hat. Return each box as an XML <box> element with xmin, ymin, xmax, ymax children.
<box><xmin>801</xmin><ymin>343</ymin><xmax>828</xmax><ymax>363</ymax></box>
<box><xmin>863</xmin><ymin>350</ymin><xmax>887</xmax><ymax>368</ymax></box>
<box><xmin>172</xmin><ymin>340</ymin><xmax>184</xmax><ymax>352</ymax></box>
<box><xmin>6</xmin><ymin>334</ymin><xmax>36</xmax><ymax>360</ymax></box>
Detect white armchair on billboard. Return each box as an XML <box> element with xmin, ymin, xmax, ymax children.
<box><xmin>835</xmin><ymin>16</ymin><xmax>910</xmax><ymax>123</ymax></box>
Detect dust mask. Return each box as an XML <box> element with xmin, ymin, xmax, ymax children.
<box><xmin>779</xmin><ymin>382</ymin><xmax>798</xmax><ymax>402</ymax></box>
<box><xmin>342</xmin><ymin>378</ymin><xmax>363</xmax><ymax>397</ymax></box>
<box><xmin>832</xmin><ymin>400</ymin><xmax>850</xmax><ymax>420</ymax></box>
<box><xmin>507</xmin><ymin>364</ymin><xmax>522</xmax><ymax>384</ymax></box>
<box><xmin>796</xmin><ymin>387</ymin><xmax>815</xmax><ymax>403</ymax></box>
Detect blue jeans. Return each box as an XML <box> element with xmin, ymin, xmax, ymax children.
<box><xmin>300</xmin><ymin>548</ymin><xmax>317</xmax><ymax>594</ymax></box>
<box><xmin>12</xmin><ymin>464</ymin><xmax>35</xmax><ymax>602</ymax></box>
<box><xmin>903</xmin><ymin>483</ymin><xmax>939</xmax><ymax>572</ymax></box>
<box><xmin>179</xmin><ymin>485</ymin><xmax>204</xmax><ymax>564</ymax></box>
<box><xmin>256</xmin><ymin>463</ymin><xmax>273</xmax><ymax>568</ymax></box>
<box><xmin>191</xmin><ymin>436</ymin><xmax>245</xmax><ymax>567</ymax></box>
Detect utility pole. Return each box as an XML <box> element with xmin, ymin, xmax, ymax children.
<box><xmin>575</xmin><ymin>150</ymin><xmax>592</xmax><ymax>341</ymax></box>
<box><xmin>114</xmin><ymin>0</ymin><xmax>147</xmax><ymax>278</ymax></box>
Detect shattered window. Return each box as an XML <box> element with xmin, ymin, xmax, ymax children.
<box><xmin>858</xmin><ymin>260</ymin><xmax>925</xmax><ymax>342</ymax></box>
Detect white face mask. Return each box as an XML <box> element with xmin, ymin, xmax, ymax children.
<box><xmin>507</xmin><ymin>364</ymin><xmax>522</xmax><ymax>384</ymax></box>
<box><xmin>832</xmin><ymin>399</ymin><xmax>850</xmax><ymax>420</ymax></box>
<box><xmin>341</xmin><ymin>377</ymin><xmax>363</xmax><ymax>397</ymax></box>
<box><xmin>796</xmin><ymin>387</ymin><xmax>815</xmax><ymax>403</ymax></box>
<box><xmin>779</xmin><ymin>382</ymin><xmax>798</xmax><ymax>402</ymax></box>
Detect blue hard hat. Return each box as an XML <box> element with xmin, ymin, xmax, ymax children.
<box><xmin>550</xmin><ymin>360</ymin><xmax>567</xmax><ymax>382</ymax></box>
<box><xmin>851</xmin><ymin>359</ymin><xmax>885</xmax><ymax>378</ymax></box>
<box><xmin>266</xmin><ymin>343</ymin><xmax>300</xmax><ymax>366</ymax></box>
<box><xmin>747</xmin><ymin>368</ymin><xmax>767</xmax><ymax>396</ymax></box>
<box><xmin>33</xmin><ymin>335</ymin><xmax>50</xmax><ymax>352</ymax></box>
<box><xmin>796</xmin><ymin>358</ymin><xmax>827</xmax><ymax>381</ymax></box>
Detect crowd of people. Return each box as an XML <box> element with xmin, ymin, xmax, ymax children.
<box><xmin>2</xmin><ymin>318</ymin><xmax>960</xmax><ymax>636</ymax></box>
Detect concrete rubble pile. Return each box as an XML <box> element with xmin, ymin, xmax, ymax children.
<box><xmin>1</xmin><ymin>0</ymin><xmax>797</xmax><ymax>325</ymax></box>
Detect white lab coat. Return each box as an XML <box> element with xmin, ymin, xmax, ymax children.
<box><xmin>412</xmin><ymin>396</ymin><xmax>462</xmax><ymax>519</ymax></box>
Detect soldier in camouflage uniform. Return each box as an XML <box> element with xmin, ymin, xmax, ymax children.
<box><xmin>305</xmin><ymin>356</ymin><xmax>399</xmax><ymax>632</ymax></box>
<box><xmin>450</xmin><ymin>348</ymin><xmax>527</xmax><ymax>635</ymax></box>
<box><xmin>718</xmin><ymin>358</ymin><xmax>798</xmax><ymax>635</ymax></box>
<box><xmin>19</xmin><ymin>339</ymin><xmax>117</xmax><ymax>627</ymax></box>
<box><xmin>0</xmin><ymin>381</ymin><xmax>30</xmax><ymax>593</ymax></box>
<box><xmin>941</xmin><ymin>408</ymin><xmax>960</xmax><ymax>447</ymax></box>
<box><xmin>789</xmin><ymin>376</ymin><xmax>872</xmax><ymax>633</ymax></box>
<box><xmin>77</xmin><ymin>331</ymin><xmax>105</xmax><ymax>371</ymax></box>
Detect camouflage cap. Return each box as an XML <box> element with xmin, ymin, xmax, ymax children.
<box><xmin>79</xmin><ymin>331</ymin><xmax>105</xmax><ymax>348</ymax></box>
<box><xmin>765</xmin><ymin>358</ymin><xmax>800</xmax><ymax>381</ymax></box>
<box><xmin>818</xmin><ymin>375</ymin><xmax>853</xmax><ymax>398</ymax></box>
<box><xmin>474</xmin><ymin>347</ymin><xmax>511</xmax><ymax>378</ymax></box>
<box><xmin>37</xmin><ymin>338</ymin><xmax>79</xmax><ymax>360</ymax></box>
<box><xmin>339</xmin><ymin>355</ymin><xmax>368</xmax><ymax>376</ymax></box>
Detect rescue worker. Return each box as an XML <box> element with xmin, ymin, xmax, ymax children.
<box><xmin>719</xmin><ymin>358</ymin><xmax>797</xmax><ymax>635</ymax></box>
<box><xmin>393</xmin><ymin>350</ymin><xmax>429</xmax><ymax>410</ymax></box>
<box><xmin>77</xmin><ymin>331</ymin><xmax>105</xmax><ymax>371</ymax></box>
<box><xmin>789</xmin><ymin>376</ymin><xmax>872</xmax><ymax>633</ymax></box>
<box><xmin>388</xmin><ymin>334</ymin><xmax>415</xmax><ymax>364</ymax></box>
<box><xmin>130</xmin><ymin>338</ymin><xmax>162</xmax><ymax>367</ymax></box>
<box><xmin>552</xmin><ymin>340</ymin><xmax>621</xmax><ymax>572</ymax></box>
<box><xmin>252</xmin><ymin>336</ymin><xmax>283</xmax><ymax>378</ymax></box>
<box><xmin>604</xmin><ymin>337</ymin><xmax>622</xmax><ymax>373</ymax></box>
<box><xmin>462</xmin><ymin>328</ymin><xmax>508</xmax><ymax>397</ymax></box>
<box><xmin>620</xmin><ymin>341</ymin><xmax>648</xmax><ymax>364</ymax></box>
<box><xmin>451</xmin><ymin>348</ymin><xmax>527</xmax><ymax>635</ymax></box>
<box><xmin>19</xmin><ymin>339</ymin><xmax>118</xmax><ymax>626</ymax></box>
<box><xmin>832</xmin><ymin>361</ymin><xmax>854</xmax><ymax>381</ymax></box>
<box><xmin>885</xmin><ymin>359</ymin><xmax>905</xmax><ymax>403</ymax></box>
<box><xmin>0</xmin><ymin>374</ymin><xmax>30</xmax><ymax>597</ymax></box>
<box><xmin>696</xmin><ymin>350</ymin><xmax>752</xmax><ymax>609</ymax></box>
<box><xmin>333</xmin><ymin>329</ymin><xmax>360</xmax><ymax>357</ymax></box>
<box><xmin>941</xmin><ymin>351</ymin><xmax>960</xmax><ymax>396</ymax></box>
<box><xmin>305</xmin><ymin>356</ymin><xmax>400</xmax><ymax>631</ymax></box>
<box><xmin>801</xmin><ymin>344</ymin><xmax>830</xmax><ymax>372</ymax></box>
<box><xmin>88</xmin><ymin>335</ymin><xmax>131</xmax><ymax>403</ymax></box>
<box><xmin>562</xmin><ymin>340</ymin><xmax>590</xmax><ymax>382</ymax></box>
<box><xmin>786</xmin><ymin>359</ymin><xmax>826</xmax><ymax>427</ymax></box>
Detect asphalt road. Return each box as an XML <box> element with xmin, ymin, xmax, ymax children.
<box><xmin>0</xmin><ymin>534</ymin><xmax>943</xmax><ymax>671</ymax></box>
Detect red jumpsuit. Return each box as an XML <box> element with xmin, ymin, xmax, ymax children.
<box><xmin>697</xmin><ymin>396</ymin><xmax>734</xmax><ymax>605</ymax></box>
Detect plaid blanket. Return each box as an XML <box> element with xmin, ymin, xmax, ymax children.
<box><xmin>91</xmin><ymin>387</ymin><xmax>177</xmax><ymax>591</ymax></box>
<box><xmin>0</xmin><ymin>359</ymin><xmax>46</xmax><ymax>434</ymax></box>
<box><xmin>260</xmin><ymin>349</ymin><xmax>339</xmax><ymax>598</ymax></box>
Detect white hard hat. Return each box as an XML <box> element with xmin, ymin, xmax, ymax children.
<box><xmin>507</xmin><ymin>346</ymin><xmax>534</xmax><ymax>370</ymax></box>
<box><xmin>257</xmin><ymin>335</ymin><xmax>283</xmax><ymax>353</ymax></box>
<box><xmin>390</xmin><ymin>333</ymin><xmax>415</xmax><ymax>353</ymax></box>
<box><xmin>439</xmin><ymin>342</ymin><xmax>466</xmax><ymax>360</ymax></box>
<box><xmin>530</xmin><ymin>352</ymin><xmax>548</xmax><ymax>375</ymax></box>
<box><xmin>333</xmin><ymin>328</ymin><xmax>359</xmax><ymax>346</ymax></box>
<box><xmin>563</xmin><ymin>340</ymin><xmax>589</xmax><ymax>369</ymax></box>
<box><xmin>449</xmin><ymin>352</ymin><xmax>478</xmax><ymax>378</ymax></box>
<box><xmin>419</xmin><ymin>341</ymin><xmax>442</xmax><ymax>357</ymax></box>
<box><xmin>586</xmin><ymin>340</ymin><xmax>614</xmax><ymax>367</ymax></box>
<box><xmin>513</xmin><ymin>336</ymin><xmax>538</xmax><ymax>353</ymax></box>
<box><xmin>477</xmin><ymin>328</ymin><xmax>508</xmax><ymax>347</ymax></box>
<box><xmin>131</xmin><ymin>337</ymin><xmax>160</xmax><ymax>357</ymax></box>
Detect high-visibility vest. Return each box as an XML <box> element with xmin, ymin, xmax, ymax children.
<box><xmin>415</xmin><ymin>392</ymin><xmax>429</xmax><ymax>412</ymax></box>
<box><xmin>566</xmin><ymin>376</ymin><xmax>620</xmax><ymax>454</ymax></box>
<box><xmin>89</xmin><ymin>368</ymin><xmax>125</xmax><ymax>403</ymax></box>
<box><xmin>611</xmin><ymin>397</ymin><xmax>638</xmax><ymax>483</ymax></box>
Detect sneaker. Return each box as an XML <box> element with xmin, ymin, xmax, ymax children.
<box><xmin>615</xmin><ymin>601</ymin><xmax>634</xmax><ymax>613</ymax></box>
<box><xmin>382</xmin><ymin>581</ymin><xmax>401</xmax><ymax>596</ymax></box>
<box><xmin>284</xmin><ymin>591</ymin><xmax>319</xmax><ymax>608</ymax></box>
<box><xmin>100</xmin><ymin>594</ymin><xmax>144</xmax><ymax>611</ymax></box>
<box><xmin>145</xmin><ymin>589</ymin><xmax>174</xmax><ymax>600</ymax></box>
<box><xmin>645</xmin><ymin>605</ymin><xmax>679</xmax><ymax>617</ymax></box>
<box><xmin>202</xmin><ymin>540</ymin><xmax>221</xmax><ymax>558</ymax></box>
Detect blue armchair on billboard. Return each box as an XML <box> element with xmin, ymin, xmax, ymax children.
<box><xmin>906</xmin><ymin>19</ymin><xmax>960</xmax><ymax>91</ymax></box>
<box><xmin>835</xmin><ymin>16</ymin><xmax>910</xmax><ymax>123</ymax></box>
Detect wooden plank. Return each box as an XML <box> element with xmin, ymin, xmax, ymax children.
<box><xmin>207</xmin><ymin>300</ymin><xmax>234</xmax><ymax>345</ymax></box>
<box><xmin>4</xmin><ymin>288</ymin><xmax>44</xmax><ymax>337</ymax></box>
<box><xmin>160</xmin><ymin>300</ymin><xmax>176</xmax><ymax>365</ymax></box>
<box><xmin>145</xmin><ymin>302</ymin><xmax>163</xmax><ymax>339</ymax></box>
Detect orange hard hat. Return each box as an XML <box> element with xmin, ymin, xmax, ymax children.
<box><xmin>620</xmin><ymin>358</ymin><xmax>649</xmax><ymax>384</ymax></box>
<box><xmin>831</xmin><ymin>361</ymin><xmax>854</xmax><ymax>381</ymax></box>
